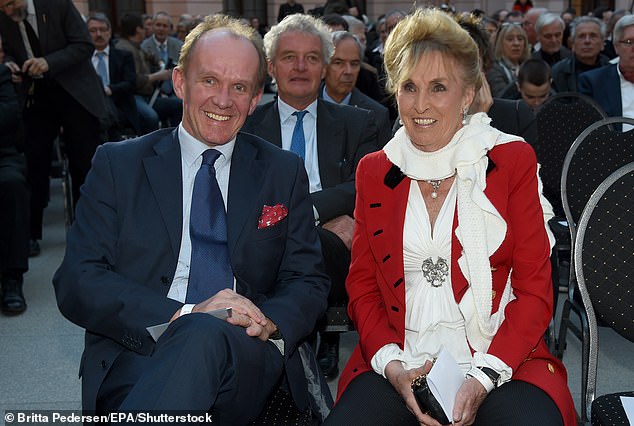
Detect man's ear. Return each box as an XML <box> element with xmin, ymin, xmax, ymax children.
<box><xmin>248</xmin><ymin>89</ymin><xmax>263</xmax><ymax>115</ymax></box>
<box><xmin>267</xmin><ymin>59</ymin><xmax>275</xmax><ymax>79</ymax></box>
<box><xmin>172</xmin><ymin>66</ymin><xmax>185</xmax><ymax>100</ymax></box>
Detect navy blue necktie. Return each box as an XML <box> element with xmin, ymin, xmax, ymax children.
<box><xmin>290</xmin><ymin>110</ymin><xmax>307</xmax><ymax>159</ymax></box>
<box><xmin>186</xmin><ymin>149</ymin><xmax>233</xmax><ymax>304</ymax></box>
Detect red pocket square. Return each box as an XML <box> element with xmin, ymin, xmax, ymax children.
<box><xmin>258</xmin><ymin>204</ymin><xmax>288</xmax><ymax>229</ymax></box>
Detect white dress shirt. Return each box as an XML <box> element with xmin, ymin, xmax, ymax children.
<box><xmin>167</xmin><ymin>125</ymin><xmax>236</xmax><ymax>302</ymax></box>
<box><xmin>617</xmin><ymin>66</ymin><xmax>634</xmax><ymax>132</ymax></box>
<box><xmin>277</xmin><ymin>97</ymin><xmax>322</xmax><ymax>194</ymax></box>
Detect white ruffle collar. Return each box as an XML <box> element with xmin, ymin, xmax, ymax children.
<box><xmin>384</xmin><ymin>113</ymin><xmax>524</xmax><ymax>352</ymax></box>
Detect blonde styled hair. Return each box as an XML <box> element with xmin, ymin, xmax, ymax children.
<box><xmin>177</xmin><ymin>14</ymin><xmax>268</xmax><ymax>91</ymax></box>
<box><xmin>383</xmin><ymin>8</ymin><xmax>482</xmax><ymax>95</ymax></box>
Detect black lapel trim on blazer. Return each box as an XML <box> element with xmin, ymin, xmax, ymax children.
<box><xmin>486</xmin><ymin>154</ymin><xmax>496</xmax><ymax>175</ymax></box>
<box><xmin>384</xmin><ymin>164</ymin><xmax>406</xmax><ymax>189</ymax></box>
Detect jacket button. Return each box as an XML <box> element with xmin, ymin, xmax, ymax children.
<box><xmin>160</xmin><ymin>276</ymin><xmax>170</xmax><ymax>284</ymax></box>
<box><xmin>101</xmin><ymin>360</ymin><xmax>107</xmax><ymax>369</ymax></box>
<box><xmin>548</xmin><ymin>363</ymin><xmax>555</xmax><ymax>374</ymax></box>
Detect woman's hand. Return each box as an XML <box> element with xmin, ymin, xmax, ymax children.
<box><xmin>384</xmin><ymin>360</ymin><xmax>443</xmax><ymax>426</ymax></box>
<box><xmin>451</xmin><ymin>377</ymin><xmax>488</xmax><ymax>425</ymax></box>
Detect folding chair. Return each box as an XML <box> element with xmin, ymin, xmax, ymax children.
<box><xmin>572</xmin><ymin>162</ymin><xmax>634</xmax><ymax>424</ymax></box>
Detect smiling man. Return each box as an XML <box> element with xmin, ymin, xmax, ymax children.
<box><xmin>242</xmin><ymin>13</ymin><xmax>379</xmax><ymax>380</ymax></box>
<box><xmin>53</xmin><ymin>14</ymin><xmax>330</xmax><ymax>422</ymax></box>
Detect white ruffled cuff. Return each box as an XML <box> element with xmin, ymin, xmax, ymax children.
<box><xmin>370</xmin><ymin>343</ymin><xmax>405</xmax><ymax>378</ymax></box>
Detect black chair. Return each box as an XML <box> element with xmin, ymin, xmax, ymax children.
<box><xmin>534</xmin><ymin>92</ymin><xmax>607</xmax><ymax>353</ymax></box>
<box><xmin>534</xmin><ymin>92</ymin><xmax>607</xmax><ymax>217</ymax></box>
<box><xmin>557</xmin><ymin>117</ymin><xmax>634</xmax><ymax>359</ymax></box>
<box><xmin>572</xmin><ymin>162</ymin><xmax>634</xmax><ymax>424</ymax></box>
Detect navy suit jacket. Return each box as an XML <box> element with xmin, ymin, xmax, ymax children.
<box><xmin>578</xmin><ymin>63</ymin><xmax>622</xmax><ymax>117</ymax></box>
<box><xmin>53</xmin><ymin>129</ymin><xmax>330</xmax><ymax>411</ymax></box>
<box><xmin>0</xmin><ymin>0</ymin><xmax>107</xmax><ymax>119</ymax></box>
<box><xmin>106</xmin><ymin>46</ymin><xmax>141</xmax><ymax>133</ymax></box>
<box><xmin>347</xmin><ymin>87</ymin><xmax>391</xmax><ymax>147</ymax></box>
<box><xmin>241</xmin><ymin>99</ymin><xmax>379</xmax><ymax>223</ymax></box>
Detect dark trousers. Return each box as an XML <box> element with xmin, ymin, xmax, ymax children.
<box><xmin>317</xmin><ymin>227</ymin><xmax>350</xmax><ymax>307</ymax></box>
<box><xmin>0</xmin><ymin>152</ymin><xmax>29</xmax><ymax>275</ymax></box>
<box><xmin>325</xmin><ymin>371</ymin><xmax>563</xmax><ymax>426</ymax></box>
<box><xmin>23</xmin><ymin>80</ymin><xmax>101</xmax><ymax>239</ymax></box>
<box><xmin>95</xmin><ymin>314</ymin><xmax>284</xmax><ymax>425</ymax></box>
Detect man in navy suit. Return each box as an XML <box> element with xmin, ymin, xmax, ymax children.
<box><xmin>53</xmin><ymin>15</ymin><xmax>330</xmax><ymax>423</ymax></box>
<box><xmin>241</xmin><ymin>14</ymin><xmax>379</xmax><ymax>379</ymax></box>
<box><xmin>0</xmin><ymin>0</ymin><xmax>107</xmax><ymax>255</ymax></box>
<box><xmin>87</xmin><ymin>13</ymin><xmax>141</xmax><ymax>139</ymax></box>
<box><xmin>578</xmin><ymin>14</ymin><xmax>634</xmax><ymax>127</ymax></box>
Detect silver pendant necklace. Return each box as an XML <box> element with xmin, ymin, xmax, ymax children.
<box><xmin>425</xmin><ymin>175</ymin><xmax>454</xmax><ymax>199</ymax></box>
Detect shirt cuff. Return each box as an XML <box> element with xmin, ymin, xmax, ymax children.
<box><xmin>370</xmin><ymin>343</ymin><xmax>405</xmax><ymax>378</ymax></box>
<box><xmin>179</xmin><ymin>304</ymin><xmax>195</xmax><ymax>317</ymax></box>
<box><xmin>471</xmin><ymin>352</ymin><xmax>513</xmax><ymax>385</ymax></box>
<box><xmin>313</xmin><ymin>205</ymin><xmax>320</xmax><ymax>226</ymax></box>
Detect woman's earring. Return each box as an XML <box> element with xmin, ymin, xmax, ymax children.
<box><xmin>461</xmin><ymin>107</ymin><xmax>468</xmax><ymax>125</ymax></box>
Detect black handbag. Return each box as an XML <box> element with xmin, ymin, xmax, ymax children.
<box><xmin>411</xmin><ymin>374</ymin><xmax>450</xmax><ymax>424</ymax></box>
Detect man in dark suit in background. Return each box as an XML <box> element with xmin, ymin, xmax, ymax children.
<box><xmin>0</xmin><ymin>0</ymin><xmax>107</xmax><ymax>256</ymax></box>
<box><xmin>0</xmin><ymin>63</ymin><xmax>29</xmax><ymax>315</ymax></box>
<box><xmin>87</xmin><ymin>13</ymin><xmax>141</xmax><ymax>139</ymax></box>
<box><xmin>53</xmin><ymin>15</ymin><xmax>330</xmax><ymax>422</ymax></box>
<box><xmin>322</xmin><ymin>30</ymin><xmax>391</xmax><ymax>147</ymax></box>
<box><xmin>242</xmin><ymin>14</ymin><xmax>379</xmax><ymax>380</ymax></box>
<box><xmin>579</xmin><ymin>14</ymin><xmax>634</xmax><ymax>130</ymax></box>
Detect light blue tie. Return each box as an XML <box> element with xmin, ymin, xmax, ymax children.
<box><xmin>290</xmin><ymin>110</ymin><xmax>307</xmax><ymax>160</ymax></box>
<box><xmin>96</xmin><ymin>51</ymin><xmax>109</xmax><ymax>86</ymax></box>
<box><xmin>159</xmin><ymin>43</ymin><xmax>168</xmax><ymax>64</ymax></box>
<box><xmin>186</xmin><ymin>149</ymin><xmax>233</xmax><ymax>304</ymax></box>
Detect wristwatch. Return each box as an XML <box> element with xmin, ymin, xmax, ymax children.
<box><xmin>479</xmin><ymin>367</ymin><xmax>501</xmax><ymax>388</ymax></box>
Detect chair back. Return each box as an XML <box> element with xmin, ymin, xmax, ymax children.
<box><xmin>574</xmin><ymin>162</ymin><xmax>634</xmax><ymax>421</ymax></box>
<box><xmin>535</xmin><ymin>92</ymin><xmax>606</xmax><ymax>216</ymax></box>
<box><xmin>561</xmin><ymin>116</ymin><xmax>634</xmax><ymax>241</ymax></box>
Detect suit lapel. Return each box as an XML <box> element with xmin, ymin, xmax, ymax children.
<box><xmin>33</xmin><ymin>0</ymin><xmax>47</xmax><ymax>52</ymax></box>
<box><xmin>256</xmin><ymin>102</ymin><xmax>283</xmax><ymax>147</ymax></box>
<box><xmin>316</xmin><ymin>100</ymin><xmax>344</xmax><ymax>188</ymax></box>
<box><xmin>143</xmin><ymin>130</ymin><xmax>183</xmax><ymax>257</ymax></box>
<box><xmin>226</xmin><ymin>134</ymin><xmax>267</xmax><ymax>259</ymax></box>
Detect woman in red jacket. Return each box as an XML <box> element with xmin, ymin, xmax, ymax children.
<box><xmin>325</xmin><ymin>8</ymin><xmax>576</xmax><ymax>426</ymax></box>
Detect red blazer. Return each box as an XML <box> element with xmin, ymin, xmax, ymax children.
<box><xmin>337</xmin><ymin>142</ymin><xmax>576</xmax><ymax>425</ymax></box>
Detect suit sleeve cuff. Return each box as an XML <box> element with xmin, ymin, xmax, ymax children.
<box><xmin>179</xmin><ymin>304</ymin><xmax>195</xmax><ymax>317</ymax></box>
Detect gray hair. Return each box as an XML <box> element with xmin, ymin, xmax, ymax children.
<box><xmin>263</xmin><ymin>14</ymin><xmax>334</xmax><ymax>64</ymax></box>
<box><xmin>331</xmin><ymin>30</ymin><xmax>363</xmax><ymax>60</ymax></box>
<box><xmin>614</xmin><ymin>14</ymin><xmax>634</xmax><ymax>42</ymax></box>
<box><xmin>536</xmin><ymin>13</ymin><xmax>565</xmax><ymax>34</ymax></box>
<box><xmin>342</xmin><ymin>15</ymin><xmax>365</xmax><ymax>34</ymax></box>
<box><xmin>570</xmin><ymin>16</ymin><xmax>605</xmax><ymax>39</ymax></box>
<box><xmin>87</xmin><ymin>12</ymin><xmax>111</xmax><ymax>29</ymax></box>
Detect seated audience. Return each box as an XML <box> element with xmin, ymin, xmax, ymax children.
<box><xmin>53</xmin><ymin>14</ymin><xmax>331</xmax><ymax>422</ymax></box>
<box><xmin>551</xmin><ymin>16</ymin><xmax>609</xmax><ymax>93</ymax></box>
<box><xmin>487</xmin><ymin>22</ymin><xmax>530</xmax><ymax>97</ymax></box>
<box><xmin>531</xmin><ymin>13</ymin><xmax>572</xmax><ymax>66</ymax></box>
<box><xmin>115</xmin><ymin>13</ymin><xmax>182</xmax><ymax>133</ymax></box>
<box><xmin>325</xmin><ymin>8</ymin><xmax>575</xmax><ymax>425</ymax></box>
<box><xmin>579</xmin><ymin>14</ymin><xmax>634</xmax><ymax>130</ymax></box>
